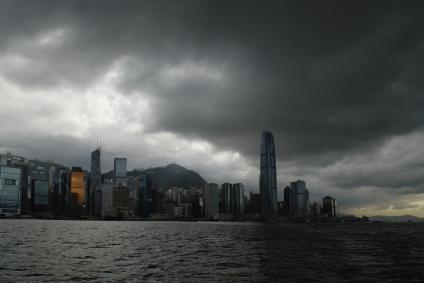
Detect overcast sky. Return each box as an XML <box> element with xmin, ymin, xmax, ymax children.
<box><xmin>1</xmin><ymin>0</ymin><xmax>424</xmax><ymax>216</ymax></box>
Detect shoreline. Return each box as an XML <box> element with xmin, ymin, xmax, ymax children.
<box><xmin>2</xmin><ymin>215</ymin><xmax>419</xmax><ymax>223</ymax></box>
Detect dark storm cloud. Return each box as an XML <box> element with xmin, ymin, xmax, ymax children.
<box><xmin>2</xmin><ymin>0</ymin><xmax>423</xmax><ymax>159</ymax></box>
<box><xmin>1</xmin><ymin>0</ymin><xmax>424</xmax><ymax>214</ymax></box>
<box><xmin>111</xmin><ymin>0</ymin><xmax>424</xmax><ymax>161</ymax></box>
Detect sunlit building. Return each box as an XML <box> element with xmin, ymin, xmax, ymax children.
<box><xmin>259</xmin><ymin>131</ymin><xmax>278</xmax><ymax>218</ymax></box>
<box><xmin>0</xmin><ymin>165</ymin><xmax>22</xmax><ymax>216</ymax></box>
<box><xmin>68</xmin><ymin>167</ymin><xmax>87</xmax><ymax>216</ymax></box>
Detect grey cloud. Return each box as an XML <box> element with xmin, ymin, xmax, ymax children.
<box><xmin>1</xmin><ymin>0</ymin><xmax>424</xmax><ymax>214</ymax></box>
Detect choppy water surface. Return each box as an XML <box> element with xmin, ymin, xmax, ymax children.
<box><xmin>1</xmin><ymin>220</ymin><xmax>424</xmax><ymax>282</ymax></box>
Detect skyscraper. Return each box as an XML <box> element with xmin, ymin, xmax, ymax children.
<box><xmin>31</xmin><ymin>179</ymin><xmax>49</xmax><ymax>213</ymax></box>
<box><xmin>284</xmin><ymin>185</ymin><xmax>291</xmax><ymax>214</ymax></box>
<box><xmin>204</xmin><ymin>183</ymin><xmax>219</xmax><ymax>220</ymax></box>
<box><xmin>289</xmin><ymin>180</ymin><xmax>310</xmax><ymax>216</ymax></box>
<box><xmin>90</xmin><ymin>148</ymin><xmax>101</xmax><ymax>215</ymax></box>
<box><xmin>113</xmin><ymin>158</ymin><xmax>127</xmax><ymax>186</ymax></box>
<box><xmin>259</xmin><ymin>131</ymin><xmax>277</xmax><ymax>218</ymax></box>
<box><xmin>90</xmin><ymin>148</ymin><xmax>101</xmax><ymax>194</ymax></box>
<box><xmin>322</xmin><ymin>196</ymin><xmax>337</xmax><ymax>217</ymax></box>
<box><xmin>232</xmin><ymin>183</ymin><xmax>245</xmax><ymax>220</ymax></box>
<box><xmin>138</xmin><ymin>175</ymin><xmax>153</xmax><ymax>217</ymax></box>
<box><xmin>220</xmin><ymin>183</ymin><xmax>232</xmax><ymax>214</ymax></box>
<box><xmin>68</xmin><ymin>167</ymin><xmax>86</xmax><ymax>216</ymax></box>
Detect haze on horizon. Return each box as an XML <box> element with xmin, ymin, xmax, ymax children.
<box><xmin>0</xmin><ymin>0</ymin><xmax>424</xmax><ymax>217</ymax></box>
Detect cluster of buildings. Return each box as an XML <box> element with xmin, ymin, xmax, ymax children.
<box><xmin>0</xmin><ymin>150</ymin><xmax>248</xmax><ymax>220</ymax></box>
<box><xmin>258</xmin><ymin>131</ymin><xmax>338</xmax><ymax>220</ymax></box>
<box><xmin>276</xmin><ymin>180</ymin><xmax>338</xmax><ymax>219</ymax></box>
<box><xmin>0</xmin><ymin>131</ymin><xmax>338</xmax><ymax>221</ymax></box>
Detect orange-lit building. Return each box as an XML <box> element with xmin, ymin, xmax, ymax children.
<box><xmin>70</xmin><ymin>167</ymin><xmax>85</xmax><ymax>206</ymax></box>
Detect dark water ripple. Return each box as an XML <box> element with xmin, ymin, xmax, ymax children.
<box><xmin>0</xmin><ymin>220</ymin><xmax>424</xmax><ymax>282</ymax></box>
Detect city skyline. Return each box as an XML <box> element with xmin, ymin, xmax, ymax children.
<box><xmin>1</xmin><ymin>1</ymin><xmax>424</xmax><ymax>217</ymax></box>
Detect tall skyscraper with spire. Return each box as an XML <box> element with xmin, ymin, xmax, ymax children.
<box><xmin>90</xmin><ymin>148</ymin><xmax>101</xmax><ymax>192</ymax></box>
<box><xmin>90</xmin><ymin>148</ymin><xmax>101</xmax><ymax>214</ymax></box>
<box><xmin>259</xmin><ymin>131</ymin><xmax>277</xmax><ymax>218</ymax></box>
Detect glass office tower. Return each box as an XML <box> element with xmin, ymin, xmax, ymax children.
<box><xmin>31</xmin><ymin>179</ymin><xmax>49</xmax><ymax>213</ymax></box>
<box><xmin>259</xmin><ymin>131</ymin><xmax>277</xmax><ymax>218</ymax></box>
<box><xmin>113</xmin><ymin>158</ymin><xmax>127</xmax><ymax>186</ymax></box>
<box><xmin>289</xmin><ymin>180</ymin><xmax>310</xmax><ymax>215</ymax></box>
<box><xmin>0</xmin><ymin>165</ymin><xmax>22</xmax><ymax>215</ymax></box>
<box><xmin>220</xmin><ymin>183</ymin><xmax>232</xmax><ymax>214</ymax></box>
<box><xmin>90</xmin><ymin>148</ymin><xmax>101</xmax><ymax>215</ymax></box>
<box><xmin>232</xmin><ymin>183</ymin><xmax>245</xmax><ymax>220</ymax></box>
<box><xmin>90</xmin><ymin>148</ymin><xmax>101</xmax><ymax>193</ymax></box>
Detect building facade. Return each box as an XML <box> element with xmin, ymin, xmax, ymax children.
<box><xmin>204</xmin><ymin>183</ymin><xmax>219</xmax><ymax>220</ymax></box>
<box><xmin>90</xmin><ymin>148</ymin><xmax>101</xmax><ymax>200</ymax></box>
<box><xmin>232</xmin><ymin>183</ymin><xmax>245</xmax><ymax>220</ymax></box>
<box><xmin>220</xmin><ymin>183</ymin><xmax>232</xmax><ymax>214</ymax></box>
<box><xmin>259</xmin><ymin>131</ymin><xmax>278</xmax><ymax>218</ymax></box>
<box><xmin>0</xmin><ymin>165</ymin><xmax>22</xmax><ymax>215</ymax></box>
<box><xmin>289</xmin><ymin>180</ymin><xmax>310</xmax><ymax>216</ymax></box>
<box><xmin>113</xmin><ymin>158</ymin><xmax>127</xmax><ymax>186</ymax></box>
<box><xmin>138</xmin><ymin>175</ymin><xmax>153</xmax><ymax>217</ymax></box>
<box><xmin>68</xmin><ymin>167</ymin><xmax>86</xmax><ymax>216</ymax></box>
<box><xmin>322</xmin><ymin>196</ymin><xmax>337</xmax><ymax>217</ymax></box>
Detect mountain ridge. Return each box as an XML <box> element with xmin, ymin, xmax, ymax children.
<box><xmin>369</xmin><ymin>215</ymin><xmax>424</xmax><ymax>222</ymax></box>
<box><xmin>103</xmin><ymin>163</ymin><xmax>207</xmax><ymax>189</ymax></box>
